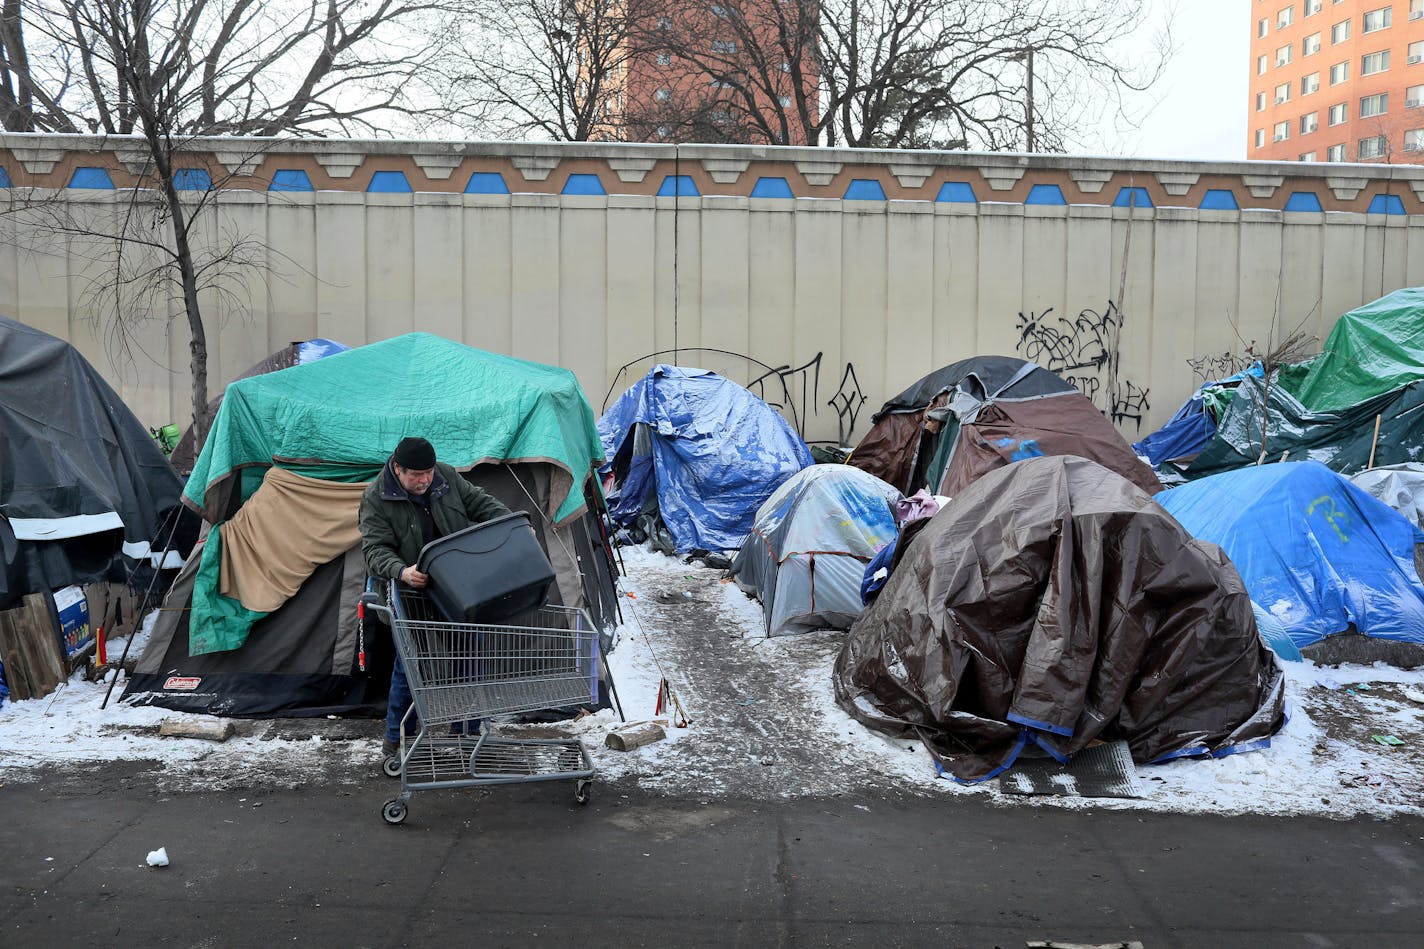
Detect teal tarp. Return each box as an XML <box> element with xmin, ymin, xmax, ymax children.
<box><xmin>1288</xmin><ymin>287</ymin><xmax>1424</xmax><ymax>412</ymax></box>
<box><xmin>186</xmin><ymin>334</ymin><xmax>604</xmax><ymax>526</ymax></box>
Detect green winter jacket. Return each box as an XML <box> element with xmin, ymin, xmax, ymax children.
<box><xmin>359</xmin><ymin>459</ymin><xmax>512</xmax><ymax>580</ymax></box>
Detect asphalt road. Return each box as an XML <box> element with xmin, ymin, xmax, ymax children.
<box><xmin>3</xmin><ymin>762</ymin><xmax>1421</xmax><ymax>948</ymax></box>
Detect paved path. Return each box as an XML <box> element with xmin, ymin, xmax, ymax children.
<box><xmin>3</xmin><ymin>762</ymin><xmax>1421</xmax><ymax>948</ymax></box>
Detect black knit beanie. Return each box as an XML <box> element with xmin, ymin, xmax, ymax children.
<box><xmin>392</xmin><ymin>436</ymin><xmax>436</xmax><ymax>470</ymax></box>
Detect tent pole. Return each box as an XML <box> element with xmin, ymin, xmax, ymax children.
<box><xmin>1368</xmin><ymin>414</ymin><xmax>1382</xmax><ymax>469</ymax></box>
<box><xmin>101</xmin><ymin>505</ymin><xmax>183</xmax><ymax>710</ymax></box>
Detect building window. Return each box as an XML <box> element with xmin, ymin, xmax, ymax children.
<box><xmin>1327</xmin><ymin>142</ymin><xmax>1346</xmax><ymax>161</ymax></box>
<box><xmin>1301</xmin><ymin>111</ymin><xmax>1319</xmax><ymax>133</ymax></box>
<box><xmin>657</xmin><ymin>125</ymin><xmax>671</xmax><ymax>138</ymax></box>
<box><xmin>657</xmin><ymin>16</ymin><xmax>671</xmax><ymax>30</ymax></box>
<box><xmin>778</xmin><ymin>95</ymin><xmax>791</xmax><ymax>107</ymax></box>
<box><xmin>1305</xmin><ymin>0</ymin><xmax>1322</xmax><ymax>14</ymax></box>
<box><xmin>655</xmin><ymin>87</ymin><xmax>671</xmax><ymax>102</ymax></box>
<box><xmin>1360</xmin><ymin>92</ymin><xmax>1388</xmax><ymax>116</ymax></box>
<box><xmin>1256</xmin><ymin>129</ymin><xmax>1267</xmax><ymax>149</ymax></box>
<box><xmin>1413</xmin><ymin>0</ymin><xmax>1424</xmax><ymax>20</ymax></box>
<box><xmin>1277</xmin><ymin>44</ymin><xmax>1293</xmax><ymax>66</ymax></box>
<box><xmin>711</xmin><ymin>39</ymin><xmax>738</xmax><ymax>53</ymax></box>
<box><xmin>1259</xmin><ymin>17</ymin><xmax>1269</xmax><ymax>37</ymax></box>
<box><xmin>710</xmin><ymin>3</ymin><xmax>728</xmax><ymax>17</ymax></box>
<box><xmin>1304</xmin><ymin>32</ymin><xmax>1321</xmax><ymax>55</ymax></box>
<box><xmin>1329</xmin><ymin>101</ymin><xmax>1348</xmax><ymax>124</ymax></box>
<box><xmin>1362</xmin><ymin>50</ymin><xmax>1390</xmax><ymax>75</ymax></box>
<box><xmin>1256</xmin><ymin>91</ymin><xmax>1267</xmax><ymax>111</ymax></box>
<box><xmin>1406</xmin><ymin>128</ymin><xmax>1424</xmax><ymax>152</ymax></box>
<box><xmin>1274</xmin><ymin>120</ymin><xmax>1292</xmax><ymax>142</ymax></box>
<box><xmin>1408</xmin><ymin>84</ymin><xmax>1424</xmax><ymax>108</ymax></box>
<box><xmin>1302</xmin><ymin>72</ymin><xmax>1320</xmax><ymax>94</ymax></box>
<box><xmin>1362</xmin><ymin>7</ymin><xmax>1391</xmax><ymax>32</ymax></box>
<box><xmin>1278</xmin><ymin>6</ymin><xmax>1294</xmax><ymax>29</ymax></box>
<box><xmin>1410</xmin><ymin>41</ymin><xmax>1424</xmax><ymax>64</ymax></box>
<box><xmin>780</xmin><ymin>61</ymin><xmax>792</xmax><ymax>73</ymax></box>
<box><xmin>710</xmin><ymin>77</ymin><xmax>731</xmax><ymax>88</ymax></box>
<box><xmin>1331</xmin><ymin>19</ymin><xmax>1350</xmax><ymax>43</ymax></box>
<box><xmin>1300</xmin><ymin>151</ymin><xmax>1318</xmax><ymax>161</ymax></box>
<box><xmin>1275</xmin><ymin>81</ymin><xmax>1292</xmax><ymax>103</ymax></box>
<box><xmin>1259</xmin><ymin>54</ymin><xmax>1269</xmax><ymax>75</ymax></box>
<box><xmin>1330</xmin><ymin>60</ymin><xmax>1348</xmax><ymax>84</ymax></box>
<box><xmin>1358</xmin><ymin>134</ymin><xmax>1388</xmax><ymax>159</ymax></box>
<box><xmin>656</xmin><ymin>52</ymin><xmax>672</xmax><ymax>65</ymax></box>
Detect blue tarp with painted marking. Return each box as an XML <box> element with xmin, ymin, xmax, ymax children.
<box><xmin>1158</xmin><ymin>461</ymin><xmax>1424</xmax><ymax>647</ymax></box>
<box><xmin>598</xmin><ymin>365</ymin><xmax>813</xmax><ymax>551</ymax></box>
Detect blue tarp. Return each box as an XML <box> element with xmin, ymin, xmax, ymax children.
<box><xmin>599</xmin><ymin>365</ymin><xmax>813</xmax><ymax>551</ymax></box>
<box><xmin>1134</xmin><ymin>364</ymin><xmax>1263</xmax><ymax>468</ymax></box>
<box><xmin>1158</xmin><ymin>461</ymin><xmax>1424</xmax><ymax>647</ymax></box>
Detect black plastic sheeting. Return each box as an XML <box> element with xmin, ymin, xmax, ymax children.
<box><xmin>834</xmin><ymin>456</ymin><xmax>1286</xmax><ymax>783</ymax></box>
<box><xmin>1183</xmin><ymin>373</ymin><xmax>1424</xmax><ymax>479</ymax></box>
<box><xmin>0</xmin><ymin>316</ymin><xmax>185</xmax><ymax>606</ymax></box>
<box><xmin>870</xmin><ymin>354</ymin><xmax>1078</xmax><ymax>420</ymax></box>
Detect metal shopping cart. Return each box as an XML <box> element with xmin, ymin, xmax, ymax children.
<box><xmin>361</xmin><ymin>582</ymin><xmax>598</xmax><ymax>825</ymax></box>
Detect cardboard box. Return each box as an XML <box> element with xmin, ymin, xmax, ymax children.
<box><xmin>54</xmin><ymin>585</ymin><xmax>92</xmax><ymax>660</ymax></box>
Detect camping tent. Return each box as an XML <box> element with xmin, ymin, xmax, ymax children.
<box><xmin>167</xmin><ymin>338</ymin><xmax>348</xmax><ymax>477</ymax></box>
<box><xmin>730</xmin><ymin>465</ymin><xmax>900</xmax><ymax>636</ymax></box>
<box><xmin>1133</xmin><ymin>363</ymin><xmax>1263</xmax><ymax>470</ymax></box>
<box><xmin>1157</xmin><ymin>461</ymin><xmax>1424</xmax><ymax>649</ymax></box>
<box><xmin>598</xmin><ymin>365</ymin><xmax>813</xmax><ymax>552</ymax></box>
<box><xmin>848</xmin><ymin>355</ymin><xmax>1157</xmax><ymax>498</ymax></box>
<box><xmin>848</xmin><ymin>356</ymin><xmax>1077</xmax><ymax>494</ymax></box>
<box><xmin>1282</xmin><ymin>286</ymin><xmax>1424</xmax><ymax>412</ymax></box>
<box><xmin>1351</xmin><ymin>463</ymin><xmax>1424</xmax><ymax>529</ymax></box>
<box><xmin>833</xmin><ymin>455</ymin><xmax>1285</xmax><ymax>783</ymax></box>
<box><xmin>1</xmin><ymin>316</ymin><xmax>186</xmax><ymax>608</ymax></box>
<box><xmin>124</xmin><ymin>333</ymin><xmax>618</xmax><ymax>717</ymax></box>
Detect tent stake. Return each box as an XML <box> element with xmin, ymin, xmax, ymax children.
<box><xmin>1367</xmin><ymin>414</ymin><xmax>1382</xmax><ymax>469</ymax></box>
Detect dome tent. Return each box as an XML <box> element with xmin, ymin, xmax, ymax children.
<box><xmin>834</xmin><ymin>456</ymin><xmax>1285</xmax><ymax>783</ymax></box>
<box><xmin>598</xmin><ymin>365</ymin><xmax>813</xmax><ymax>553</ymax></box>
<box><xmin>0</xmin><ymin>316</ymin><xmax>186</xmax><ymax>608</ymax></box>
<box><xmin>124</xmin><ymin>333</ymin><xmax>618</xmax><ymax>717</ymax></box>
<box><xmin>730</xmin><ymin>465</ymin><xmax>900</xmax><ymax>636</ymax></box>
<box><xmin>1157</xmin><ymin>461</ymin><xmax>1424</xmax><ymax>649</ymax></box>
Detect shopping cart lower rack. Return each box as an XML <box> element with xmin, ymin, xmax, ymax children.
<box><xmin>361</xmin><ymin>583</ymin><xmax>599</xmax><ymax>824</ymax></box>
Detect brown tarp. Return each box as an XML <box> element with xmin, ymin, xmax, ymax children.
<box><xmin>937</xmin><ymin>394</ymin><xmax>1162</xmax><ymax>497</ymax></box>
<box><xmin>218</xmin><ymin>468</ymin><xmax>367</xmax><ymax>613</ymax></box>
<box><xmin>834</xmin><ymin>455</ymin><xmax>1285</xmax><ymax>783</ymax></box>
<box><xmin>845</xmin><ymin>410</ymin><xmax>927</xmax><ymax>491</ymax></box>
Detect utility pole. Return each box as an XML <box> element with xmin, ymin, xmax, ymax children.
<box><xmin>1024</xmin><ymin>47</ymin><xmax>1035</xmax><ymax>152</ymax></box>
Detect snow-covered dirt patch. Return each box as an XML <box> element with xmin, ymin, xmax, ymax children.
<box><xmin>3</xmin><ymin>546</ymin><xmax>1423</xmax><ymax>817</ymax></box>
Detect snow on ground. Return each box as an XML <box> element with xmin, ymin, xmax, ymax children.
<box><xmin>3</xmin><ymin>545</ymin><xmax>1424</xmax><ymax>817</ymax></box>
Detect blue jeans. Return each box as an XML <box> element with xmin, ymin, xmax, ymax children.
<box><xmin>385</xmin><ymin>655</ymin><xmax>480</xmax><ymax>743</ymax></box>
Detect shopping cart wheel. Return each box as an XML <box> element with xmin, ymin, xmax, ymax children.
<box><xmin>574</xmin><ymin>780</ymin><xmax>593</xmax><ymax>805</ymax></box>
<box><xmin>381</xmin><ymin>754</ymin><xmax>402</xmax><ymax>779</ymax></box>
<box><xmin>381</xmin><ymin>799</ymin><xmax>409</xmax><ymax>825</ymax></box>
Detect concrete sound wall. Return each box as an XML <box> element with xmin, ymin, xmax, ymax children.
<box><xmin>3</xmin><ymin>132</ymin><xmax>1423</xmax><ymax>446</ymax></box>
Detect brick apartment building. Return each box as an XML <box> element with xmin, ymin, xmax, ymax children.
<box><xmin>1250</xmin><ymin>0</ymin><xmax>1424</xmax><ymax>163</ymax></box>
<box><xmin>609</xmin><ymin>2</ymin><xmax>820</xmax><ymax>144</ymax></box>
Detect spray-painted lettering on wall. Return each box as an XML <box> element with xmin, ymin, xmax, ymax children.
<box><xmin>606</xmin><ymin>347</ymin><xmax>866</xmax><ymax>445</ymax></box>
<box><xmin>1015</xmin><ymin>301</ymin><xmax>1151</xmax><ymax>431</ymax></box>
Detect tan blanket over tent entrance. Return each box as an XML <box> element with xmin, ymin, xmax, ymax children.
<box><xmin>218</xmin><ymin>468</ymin><xmax>369</xmax><ymax>613</ymax></box>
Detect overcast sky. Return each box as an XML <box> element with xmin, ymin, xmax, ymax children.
<box><xmin>1101</xmin><ymin>0</ymin><xmax>1249</xmax><ymax>161</ymax></box>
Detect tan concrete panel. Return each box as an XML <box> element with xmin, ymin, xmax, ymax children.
<box><xmin>1320</xmin><ymin>214</ymin><xmax>1368</xmax><ymax>342</ymax></box>
<box><xmin>365</xmin><ymin>195</ymin><xmax>415</xmax><ymax>339</ymax></box>
<box><xmin>1278</xmin><ymin>214</ymin><xmax>1327</xmax><ymax>349</ymax></box>
<box><xmin>840</xmin><ymin>203</ymin><xmax>888</xmax><ymax>432</ymax></box>
<box><xmin>411</xmin><ymin>194</ymin><xmax>465</xmax><ymax>344</ymax></box>
<box><xmin>884</xmin><ymin>202</ymin><xmax>935</xmax><ymax>400</ymax></box>
<box><xmin>791</xmin><ymin>200</ymin><xmax>844</xmax><ymax>436</ymax></box>
<box><xmin>558</xmin><ymin>200</ymin><xmax>608</xmax><ymax>402</ymax></box>
<box><xmin>745</xmin><ymin>203</ymin><xmax>797</xmax><ymax>412</ymax></box>
<box><xmin>313</xmin><ymin>193</ymin><xmax>368</xmax><ymax>346</ymax></box>
<box><xmin>602</xmin><ymin>198</ymin><xmax>658</xmax><ymax>412</ymax></box>
<box><xmin>697</xmin><ymin>196</ymin><xmax>751</xmax><ymax>370</ymax></box>
<box><xmin>933</xmin><ymin>206</ymin><xmax>980</xmax><ymax>366</ymax></box>
<box><xmin>265</xmin><ymin>193</ymin><xmax>319</xmax><ymax>350</ymax></box>
<box><xmin>1192</xmin><ymin>213</ymin><xmax>1246</xmax><ymax>365</ymax></box>
<box><xmin>1149</xmin><ymin>213</ymin><xmax>1200</xmax><ymax>416</ymax></box>
<box><xmin>1107</xmin><ymin>207</ymin><xmax>1157</xmax><ymax>437</ymax></box>
<box><xmin>461</xmin><ymin>197</ymin><xmax>513</xmax><ymax>354</ymax></box>
<box><xmin>975</xmin><ymin>204</ymin><xmax>1026</xmax><ymax>357</ymax></box>
<box><xmin>509</xmin><ymin>195</ymin><xmax>561</xmax><ymax>366</ymax></box>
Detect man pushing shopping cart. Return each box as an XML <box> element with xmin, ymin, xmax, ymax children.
<box><xmin>359</xmin><ymin>436</ymin><xmax>598</xmax><ymax>824</ymax></box>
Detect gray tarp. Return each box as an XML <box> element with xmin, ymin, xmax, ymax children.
<box><xmin>833</xmin><ymin>456</ymin><xmax>1286</xmax><ymax>783</ymax></box>
<box><xmin>1351</xmin><ymin>463</ymin><xmax>1424</xmax><ymax>529</ymax></box>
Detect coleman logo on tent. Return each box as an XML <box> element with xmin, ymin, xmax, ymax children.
<box><xmin>163</xmin><ymin>676</ymin><xmax>202</xmax><ymax>691</ymax></box>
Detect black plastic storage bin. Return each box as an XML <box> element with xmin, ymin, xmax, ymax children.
<box><xmin>416</xmin><ymin>512</ymin><xmax>556</xmax><ymax>624</ymax></box>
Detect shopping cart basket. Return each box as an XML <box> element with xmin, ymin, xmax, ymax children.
<box><xmin>361</xmin><ymin>583</ymin><xmax>599</xmax><ymax>824</ymax></box>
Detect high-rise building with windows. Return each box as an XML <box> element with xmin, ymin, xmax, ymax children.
<box><xmin>1249</xmin><ymin>0</ymin><xmax>1424</xmax><ymax>163</ymax></box>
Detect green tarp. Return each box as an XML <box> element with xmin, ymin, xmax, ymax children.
<box><xmin>183</xmin><ymin>334</ymin><xmax>605</xmax><ymax>655</ymax></box>
<box><xmin>186</xmin><ymin>333</ymin><xmax>604</xmax><ymax>525</ymax></box>
<box><xmin>1287</xmin><ymin>287</ymin><xmax>1424</xmax><ymax>412</ymax></box>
